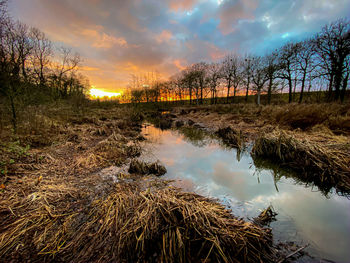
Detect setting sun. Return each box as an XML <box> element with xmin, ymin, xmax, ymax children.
<box><xmin>89</xmin><ymin>87</ymin><xmax>122</xmax><ymax>99</ymax></box>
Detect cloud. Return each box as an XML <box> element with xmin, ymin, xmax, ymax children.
<box><xmin>168</xmin><ymin>0</ymin><xmax>198</xmax><ymax>12</ymax></box>
<box><xmin>8</xmin><ymin>0</ymin><xmax>350</xmax><ymax>92</ymax></box>
<box><xmin>217</xmin><ymin>0</ymin><xmax>258</xmax><ymax>35</ymax></box>
<box><xmin>155</xmin><ymin>30</ymin><xmax>173</xmax><ymax>43</ymax></box>
<box><xmin>173</xmin><ymin>59</ymin><xmax>187</xmax><ymax>70</ymax></box>
<box><xmin>93</xmin><ymin>33</ymin><xmax>128</xmax><ymax>49</ymax></box>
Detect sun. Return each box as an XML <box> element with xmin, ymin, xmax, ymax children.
<box><xmin>89</xmin><ymin>87</ymin><xmax>122</xmax><ymax>99</ymax></box>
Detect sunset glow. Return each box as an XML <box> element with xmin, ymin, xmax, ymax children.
<box><xmin>9</xmin><ymin>0</ymin><xmax>350</xmax><ymax>92</ymax></box>
<box><xmin>89</xmin><ymin>88</ymin><xmax>121</xmax><ymax>99</ymax></box>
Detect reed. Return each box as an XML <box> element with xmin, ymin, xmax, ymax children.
<box><xmin>252</xmin><ymin>129</ymin><xmax>350</xmax><ymax>192</ymax></box>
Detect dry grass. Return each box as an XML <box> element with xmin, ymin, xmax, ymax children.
<box><xmin>175</xmin><ymin>103</ymin><xmax>350</xmax><ymax>136</ymax></box>
<box><xmin>252</xmin><ymin>129</ymin><xmax>350</xmax><ymax>192</ymax></box>
<box><xmin>68</xmin><ymin>182</ymin><xmax>274</xmax><ymax>263</ymax></box>
<box><xmin>0</xmin><ymin>174</ymin><xmax>83</xmax><ymax>262</ymax></box>
<box><xmin>216</xmin><ymin>126</ymin><xmax>245</xmax><ymax>150</ymax></box>
<box><xmin>1</xmin><ymin>104</ymin><xmax>278</xmax><ymax>262</ymax></box>
<box><xmin>0</xmin><ymin>178</ymin><xmax>277</xmax><ymax>262</ymax></box>
<box><xmin>262</xmin><ymin>103</ymin><xmax>350</xmax><ymax>132</ymax></box>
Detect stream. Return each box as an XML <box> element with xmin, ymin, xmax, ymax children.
<box><xmin>141</xmin><ymin>124</ymin><xmax>350</xmax><ymax>263</ymax></box>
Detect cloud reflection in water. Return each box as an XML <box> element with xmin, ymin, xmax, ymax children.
<box><xmin>142</xmin><ymin>125</ymin><xmax>350</xmax><ymax>262</ymax></box>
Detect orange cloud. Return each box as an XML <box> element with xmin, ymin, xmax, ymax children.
<box><xmin>169</xmin><ymin>0</ymin><xmax>197</xmax><ymax>11</ymax></box>
<box><xmin>156</xmin><ymin>30</ymin><xmax>173</xmax><ymax>43</ymax></box>
<box><xmin>79</xmin><ymin>65</ymin><xmax>101</xmax><ymax>72</ymax></box>
<box><xmin>173</xmin><ymin>59</ymin><xmax>187</xmax><ymax>70</ymax></box>
<box><xmin>207</xmin><ymin>43</ymin><xmax>226</xmax><ymax>60</ymax></box>
<box><xmin>93</xmin><ymin>33</ymin><xmax>127</xmax><ymax>49</ymax></box>
<box><xmin>81</xmin><ymin>28</ymin><xmax>127</xmax><ymax>49</ymax></box>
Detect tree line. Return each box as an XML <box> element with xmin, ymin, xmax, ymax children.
<box><xmin>0</xmin><ymin>0</ymin><xmax>90</xmax><ymax>132</ymax></box>
<box><xmin>124</xmin><ymin>18</ymin><xmax>350</xmax><ymax>105</ymax></box>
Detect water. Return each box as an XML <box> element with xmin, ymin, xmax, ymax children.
<box><xmin>142</xmin><ymin>124</ymin><xmax>350</xmax><ymax>263</ymax></box>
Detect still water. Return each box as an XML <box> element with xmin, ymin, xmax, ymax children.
<box><xmin>142</xmin><ymin>124</ymin><xmax>350</xmax><ymax>263</ymax></box>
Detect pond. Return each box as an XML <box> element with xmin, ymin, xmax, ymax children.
<box><xmin>142</xmin><ymin>124</ymin><xmax>350</xmax><ymax>263</ymax></box>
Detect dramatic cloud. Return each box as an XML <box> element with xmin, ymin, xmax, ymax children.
<box><xmin>8</xmin><ymin>0</ymin><xmax>350</xmax><ymax>92</ymax></box>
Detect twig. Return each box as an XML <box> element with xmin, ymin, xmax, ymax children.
<box><xmin>277</xmin><ymin>244</ymin><xmax>309</xmax><ymax>263</ymax></box>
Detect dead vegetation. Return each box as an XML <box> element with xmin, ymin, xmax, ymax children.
<box><xmin>2</xmin><ymin>101</ymin><xmax>349</xmax><ymax>261</ymax></box>
<box><xmin>0</xmin><ymin>103</ymin><xmax>284</xmax><ymax>262</ymax></box>
<box><xmin>70</xmin><ymin>182</ymin><xmax>276</xmax><ymax>263</ymax></box>
<box><xmin>254</xmin><ymin>206</ymin><xmax>278</xmax><ymax>226</ymax></box>
<box><xmin>252</xmin><ymin>129</ymin><xmax>350</xmax><ymax>192</ymax></box>
<box><xmin>129</xmin><ymin>159</ymin><xmax>167</xmax><ymax>176</ymax></box>
<box><xmin>0</xmin><ymin>172</ymin><xmax>86</xmax><ymax>262</ymax></box>
<box><xmin>216</xmin><ymin>126</ymin><xmax>245</xmax><ymax>150</ymax></box>
<box><xmin>174</xmin><ymin>103</ymin><xmax>350</xmax><ymax>136</ymax></box>
<box><xmin>0</xmin><ymin>178</ymin><xmax>277</xmax><ymax>262</ymax></box>
<box><xmin>171</xmin><ymin>103</ymin><xmax>350</xmax><ymax>192</ymax></box>
<box><xmin>263</xmin><ymin>103</ymin><xmax>350</xmax><ymax>132</ymax></box>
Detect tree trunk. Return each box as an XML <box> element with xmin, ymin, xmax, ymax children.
<box><xmin>233</xmin><ymin>85</ymin><xmax>237</xmax><ymax>103</ymax></box>
<box><xmin>245</xmin><ymin>76</ymin><xmax>250</xmax><ymax>103</ymax></box>
<box><xmin>328</xmin><ymin>74</ymin><xmax>334</xmax><ymax>101</ymax></box>
<box><xmin>267</xmin><ymin>78</ymin><xmax>273</xmax><ymax>104</ymax></box>
<box><xmin>226</xmin><ymin>79</ymin><xmax>231</xmax><ymax>104</ymax></box>
<box><xmin>299</xmin><ymin>71</ymin><xmax>306</xmax><ymax>103</ymax></box>
<box><xmin>288</xmin><ymin>77</ymin><xmax>293</xmax><ymax>103</ymax></box>
<box><xmin>9</xmin><ymin>92</ymin><xmax>17</xmax><ymax>134</ymax></box>
<box><xmin>334</xmin><ymin>70</ymin><xmax>343</xmax><ymax>101</ymax></box>
<box><xmin>340</xmin><ymin>71</ymin><xmax>349</xmax><ymax>103</ymax></box>
<box><xmin>257</xmin><ymin>87</ymin><xmax>261</xmax><ymax>106</ymax></box>
<box><xmin>293</xmin><ymin>74</ymin><xmax>297</xmax><ymax>100</ymax></box>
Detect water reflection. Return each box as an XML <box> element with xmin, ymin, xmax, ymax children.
<box><xmin>142</xmin><ymin>125</ymin><xmax>350</xmax><ymax>263</ymax></box>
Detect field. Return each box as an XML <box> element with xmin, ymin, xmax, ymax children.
<box><xmin>0</xmin><ymin>100</ymin><xmax>349</xmax><ymax>262</ymax></box>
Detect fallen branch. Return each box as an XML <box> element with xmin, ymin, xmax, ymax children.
<box><xmin>277</xmin><ymin>244</ymin><xmax>309</xmax><ymax>263</ymax></box>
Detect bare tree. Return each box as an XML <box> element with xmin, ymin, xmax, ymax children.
<box><xmin>0</xmin><ymin>20</ymin><xmax>33</xmax><ymax>132</ymax></box>
<box><xmin>242</xmin><ymin>54</ymin><xmax>253</xmax><ymax>103</ymax></box>
<box><xmin>191</xmin><ymin>62</ymin><xmax>207</xmax><ymax>104</ymax></box>
<box><xmin>54</xmin><ymin>47</ymin><xmax>81</xmax><ymax>98</ymax></box>
<box><xmin>277</xmin><ymin>42</ymin><xmax>298</xmax><ymax>103</ymax></box>
<box><xmin>221</xmin><ymin>54</ymin><xmax>243</xmax><ymax>103</ymax></box>
<box><xmin>314</xmin><ymin>18</ymin><xmax>350</xmax><ymax>101</ymax></box>
<box><xmin>30</xmin><ymin>28</ymin><xmax>52</xmax><ymax>86</ymax></box>
<box><xmin>207</xmin><ymin>62</ymin><xmax>221</xmax><ymax>104</ymax></box>
<box><xmin>170</xmin><ymin>73</ymin><xmax>185</xmax><ymax>103</ymax></box>
<box><xmin>294</xmin><ymin>39</ymin><xmax>317</xmax><ymax>103</ymax></box>
<box><xmin>251</xmin><ymin>56</ymin><xmax>268</xmax><ymax>106</ymax></box>
<box><xmin>182</xmin><ymin>68</ymin><xmax>197</xmax><ymax>105</ymax></box>
<box><xmin>340</xmin><ymin>56</ymin><xmax>350</xmax><ymax>102</ymax></box>
<box><xmin>264</xmin><ymin>52</ymin><xmax>279</xmax><ymax>104</ymax></box>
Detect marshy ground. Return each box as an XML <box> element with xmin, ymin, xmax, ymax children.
<box><xmin>170</xmin><ymin>103</ymin><xmax>350</xmax><ymax>193</ymax></box>
<box><xmin>0</xmin><ymin>102</ymin><xmax>349</xmax><ymax>262</ymax></box>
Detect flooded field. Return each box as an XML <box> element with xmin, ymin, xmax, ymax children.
<box><xmin>142</xmin><ymin>124</ymin><xmax>350</xmax><ymax>262</ymax></box>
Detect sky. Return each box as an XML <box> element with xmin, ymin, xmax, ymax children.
<box><xmin>8</xmin><ymin>0</ymin><xmax>350</xmax><ymax>93</ymax></box>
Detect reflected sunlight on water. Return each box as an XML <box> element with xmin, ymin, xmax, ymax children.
<box><xmin>142</xmin><ymin>124</ymin><xmax>350</xmax><ymax>263</ymax></box>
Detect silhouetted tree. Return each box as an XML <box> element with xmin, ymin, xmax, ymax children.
<box><xmin>207</xmin><ymin>62</ymin><xmax>221</xmax><ymax>104</ymax></box>
<box><xmin>277</xmin><ymin>42</ymin><xmax>298</xmax><ymax>103</ymax></box>
<box><xmin>251</xmin><ymin>56</ymin><xmax>268</xmax><ymax>106</ymax></box>
<box><xmin>191</xmin><ymin>62</ymin><xmax>207</xmax><ymax>104</ymax></box>
<box><xmin>54</xmin><ymin>47</ymin><xmax>81</xmax><ymax>98</ymax></box>
<box><xmin>314</xmin><ymin>18</ymin><xmax>350</xmax><ymax>101</ymax></box>
<box><xmin>221</xmin><ymin>54</ymin><xmax>242</xmax><ymax>103</ymax></box>
<box><xmin>243</xmin><ymin>54</ymin><xmax>253</xmax><ymax>103</ymax></box>
<box><xmin>30</xmin><ymin>28</ymin><xmax>52</xmax><ymax>87</ymax></box>
<box><xmin>264</xmin><ymin>52</ymin><xmax>279</xmax><ymax>104</ymax></box>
